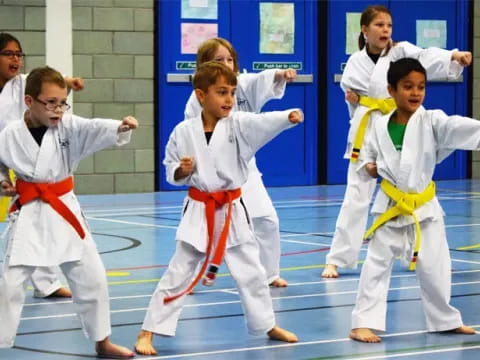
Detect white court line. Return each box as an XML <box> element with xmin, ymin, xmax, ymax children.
<box><xmin>85</xmin><ymin>213</ymin><xmax>480</xmax><ymax>237</ymax></box>
<box><xmin>280</xmin><ymin>238</ymin><xmax>332</xmax><ymax>246</ymax></box>
<box><xmin>80</xmin><ymin>193</ymin><xmax>480</xmax><ymax>216</ymax></box>
<box><xmin>23</xmin><ymin>269</ymin><xmax>480</xmax><ymax>308</ymax></box>
<box><xmin>280</xmin><ymin>231</ymin><xmax>334</xmax><ymax>237</ymax></box>
<box><xmin>451</xmin><ymin>258</ymin><xmax>480</xmax><ymax>265</ymax></box>
<box><xmin>135</xmin><ymin>326</ymin><xmax>480</xmax><ymax>360</ymax></box>
<box><xmin>446</xmin><ymin>223</ymin><xmax>480</xmax><ymax>228</ymax></box>
<box><xmin>353</xmin><ymin>345</ymin><xmax>480</xmax><ymax>360</ymax></box>
<box><xmin>19</xmin><ymin>278</ymin><xmax>480</xmax><ymax>320</ymax></box>
<box><xmin>86</xmin><ymin>216</ymin><xmax>178</xmax><ymax>229</ymax></box>
<box><xmin>220</xmin><ymin>289</ymin><xmax>239</xmax><ymax>295</ymax></box>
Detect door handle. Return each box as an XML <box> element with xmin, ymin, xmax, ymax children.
<box><xmin>166</xmin><ymin>73</ymin><xmax>314</xmax><ymax>83</ymax></box>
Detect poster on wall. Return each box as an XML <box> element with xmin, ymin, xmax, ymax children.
<box><xmin>416</xmin><ymin>20</ymin><xmax>447</xmax><ymax>48</ymax></box>
<box><xmin>181</xmin><ymin>23</ymin><xmax>218</xmax><ymax>54</ymax></box>
<box><xmin>259</xmin><ymin>2</ymin><xmax>295</xmax><ymax>54</ymax></box>
<box><xmin>346</xmin><ymin>12</ymin><xmax>361</xmax><ymax>55</ymax></box>
<box><xmin>181</xmin><ymin>0</ymin><xmax>217</xmax><ymax>20</ymax></box>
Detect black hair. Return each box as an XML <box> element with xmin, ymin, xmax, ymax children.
<box><xmin>387</xmin><ymin>58</ymin><xmax>427</xmax><ymax>89</ymax></box>
<box><xmin>0</xmin><ymin>33</ymin><xmax>22</xmax><ymax>52</ymax></box>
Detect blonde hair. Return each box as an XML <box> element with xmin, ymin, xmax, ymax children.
<box><xmin>196</xmin><ymin>37</ymin><xmax>240</xmax><ymax>73</ymax></box>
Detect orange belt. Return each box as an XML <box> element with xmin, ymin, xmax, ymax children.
<box><xmin>10</xmin><ymin>176</ymin><xmax>85</xmax><ymax>239</ymax></box>
<box><xmin>164</xmin><ymin>186</ymin><xmax>242</xmax><ymax>304</ymax></box>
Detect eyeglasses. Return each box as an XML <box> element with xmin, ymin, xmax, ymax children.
<box><xmin>34</xmin><ymin>97</ymin><xmax>71</xmax><ymax>112</ymax></box>
<box><xmin>0</xmin><ymin>51</ymin><xmax>25</xmax><ymax>59</ymax></box>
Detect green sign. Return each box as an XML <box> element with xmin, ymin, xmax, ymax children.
<box><xmin>252</xmin><ymin>62</ymin><xmax>302</xmax><ymax>71</ymax></box>
<box><xmin>176</xmin><ymin>61</ymin><xmax>196</xmax><ymax>70</ymax></box>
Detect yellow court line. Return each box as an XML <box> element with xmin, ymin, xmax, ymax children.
<box><xmin>106</xmin><ymin>271</ymin><xmax>130</xmax><ymax>277</ymax></box>
<box><xmin>103</xmin><ymin>263</ymin><xmax>362</xmax><ymax>286</ymax></box>
<box><xmin>456</xmin><ymin>243</ymin><xmax>480</xmax><ymax>251</ymax></box>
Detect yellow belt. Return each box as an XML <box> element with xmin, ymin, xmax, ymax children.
<box><xmin>350</xmin><ymin>96</ymin><xmax>396</xmax><ymax>162</ymax></box>
<box><xmin>0</xmin><ymin>169</ymin><xmax>16</xmax><ymax>222</ymax></box>
<box><xmin>364</xmin><ymin>179</ymin><xmax>436</xmax><ymax>270</ymax></box>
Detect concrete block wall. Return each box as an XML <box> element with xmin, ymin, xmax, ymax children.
<box><xmin>0</xmin><ymin>0</ymin><xmax>155</xmax><ymax>194</ymax></box>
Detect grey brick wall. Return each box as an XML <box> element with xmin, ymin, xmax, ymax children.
<box><xmin>0</xmin><ymin>0</ymin><xmax>155</xmax><ymax>194</ymax></box>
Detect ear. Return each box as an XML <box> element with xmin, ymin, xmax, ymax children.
<box><xmin>387</xmin><ymin>84</ymin><xmax>395</xmax><ymax>97</ymax></box>
<box><xmin>194</xmin><ymin>88</ymin><xmax>206</xmax><ymax>106</ymax></box>
<box><xmin>361</xmin><ymin>25</ymin><xmax>368</xmax><ymax>37</ymax></box>
<box><xmin>24</xmin><ymin>94</ymin><xmax>33</xmax><ymax>108</ymax></box>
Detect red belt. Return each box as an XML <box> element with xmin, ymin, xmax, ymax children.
<box><xmin>11</xmin><ymin>176</ymin><xmax>85</xmax><ymax>239</ymax></box>
<box><xmin>164</xmin><ymin>186</ymin><xmax>241</xmax><ymax>304</ymax></box>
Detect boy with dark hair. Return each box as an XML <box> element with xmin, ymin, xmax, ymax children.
<box><xmin>349</xmin><ymin>57</ymin><xmax>477</xmax><ymax>343</ymax></box>
<box><xmin>135</xmin><ymin>61</ymin><xmax>301</xmax><ymax>355</ymax></box>
<box><xmin>0</xmin><ymin>66</ymin><xmax>137</xmax><ymax>358</ymax></box>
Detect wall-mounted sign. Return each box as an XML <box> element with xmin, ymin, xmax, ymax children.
<box><xmin>176</xmin><ymin>61</ymin><xmax>197</xmax><ymax>70</ymax></box>
<box><xmin>252</xmin><ymin>61</ymin><xmax>302</xmax><ymax>71</ymax></box>
<box><xmin>181</xmin><ymin>23</ymin><xmax>218</xmax><ymax>54</ymax></box>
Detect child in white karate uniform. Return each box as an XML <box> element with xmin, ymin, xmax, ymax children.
<box><xmin>322</xmin><ymin>5</ymin><xmax>472</xmax><ymax>278</ymax></box>
<box><xmin>0</xmin><ymin>32</ymin><xmax>84</xmax><ymax>298</ymax></box>
<box><xmin>350</xmin><ymin>58</ymin><xmax>476</xmax><ymax>343</ymax></box>
<box><xmin>135</xmin><ymin>61</ymin><xmax>301</xmax><ymax>356</ymax></box>
<box><xmin>0</xmin><ymin>66</ymin><xmax>137</xmax><ymax>358</ymax></box>
<box><xmin>185</xmin><ymin>37</ymin><xmax>296</xmax><ymax>287</ymax></box>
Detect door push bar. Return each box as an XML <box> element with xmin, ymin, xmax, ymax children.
<box><xmin>167</xmin><ymin>73</ymin><xmax>314</xmax><ymax>83</ymax></box>
<box><xmin>333</xmin><ymin>73</ymin><xmax>463</xmax><ymax>83</ymax></box>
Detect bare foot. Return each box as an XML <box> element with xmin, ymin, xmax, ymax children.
<box><xmin>96</xmin><ymin>337</ymin><xmax>134</xmax><ymax>358</ymax></box>
<box><xmin>270</xmin><ymin>277</ymin><xmax>288</xmax><ymax>287</ymax></box>
<box><xmin>267</xmin><ymin>326</ymin><xmax>298</xmax><ymax>342</ymax></box>
<box><xmin>322</xmin><ymin>264</ymin><xmax>338</xmax><ymax>278</ymax></box>
<box><xmin>349</xmin><ymin>328</ymin><xmax>381</xmax><ymax>343</ymax></box>
<box><xmin>450</xmin><ymin>325</ymin><xmax>476</xmax><ymax>335</ymax></box>
<box><xmin>47</xmin><ymin>287</ymin><xmax>72</xmax><ymax>298</ymax></box>
<box><xmin>134</xmin><ymin>330</ymin><xmax>157</xmax><ymax>355</ymax></box>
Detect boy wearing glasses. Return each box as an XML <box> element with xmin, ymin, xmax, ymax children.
<box><xmin>0</xmin><ymin>66</ymin><xmax>137</xmax><ymax>358</ymax></box>
<box><xmin>0</xmin><ymin>32</ymin><xmax>83</xmax><ymax>299</ymax></box>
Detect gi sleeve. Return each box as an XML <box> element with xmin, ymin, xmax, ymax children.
<box><xmin>235</xmin><ymin>109</ymin><xmax>303</xmax><ymax>162</ymax></box>
<box><xmin>64</xmin><ymin>114</ymin><xmax>129</xmax><ymax>165</ymax></box>
<box><xmin>163</xmin><ymin>126</ymin><xmax>191</xmax><ymax>186</ymax></box>
<box><xmin>433</xmin><ymin>110</ymin><xmax>480</xmax><ymax>153</ymax></box>
<box><xmin>391</xmin><ymin>41</ymin><xmax>463</xmax><ymax>81</ymax></box>
<box><xmin>238</xmin><ymin>69</ymin><xmax>286</xmax><ymax>112</ymax></box>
